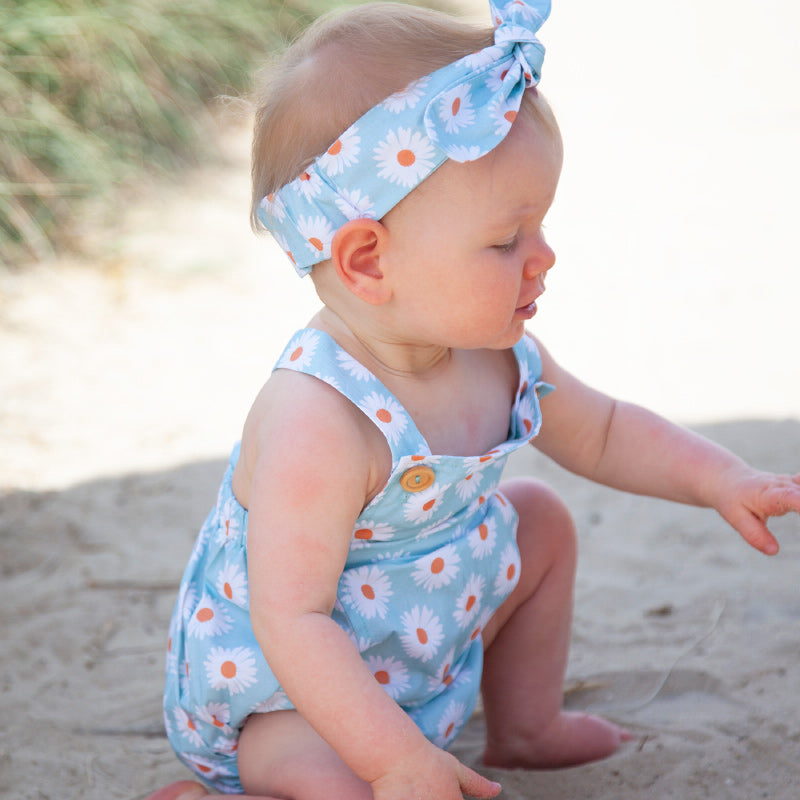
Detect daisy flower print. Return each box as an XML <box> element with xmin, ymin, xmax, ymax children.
<box><xmin>318</xmin><ymin>127</ymin><xmax>361</xmax><ymax>176</ymax></box>
<box><xmin>359</xmin><ymin>391</ymin><xmax>408</xmax><ymax>446</ymax></box>
<box><xmin>461</xmin><ymin>43</ymin><xmax>505</xmax><ymax>71</ymax></box>
<box><xmin>292</xmin><ymin>169</ymin><xmax>323</xmax><ymax>201</ymax></box>
<box><xmin>216</xmin><ymin>499</ymin><xmax>242</xmax><ymax>546</ymax></box>
<box><xmin>173</xmin><ymin>707</ymin><xmax>204</xmax><ymax>748</ymax></box>
<box><xmin>485</xmin><ymin>61</ymin><xmax>513</xmax><ymax>93</ymax></box>
<box><xmin>336</xmin><ymin>349</ymin><xmax>373</xmax><ymax>382</ymax></box>
<box><xmin>250</xmin><ymin>689</ymin><xmax>293</xmax><ymax>714</ymax></box>
<box><xmin>468</xmin><ymin>517</ymin><xmax>498</xmax><ymax>559</ymax></box>
<box><xmin>455</xmin><ymin>468</ymin><xmax>484</xmax><ymax>502</ymax></box>
<box><xmin>494</xmin><ymin>490</ymin><xmax>517</xmax><ymax>525</ymax></box>
<box><xmin>437</xmin><ymin>84</ymin><xmax>476</xmax><ymax>135</ymax></box>
<box><xmin>374</xmin><ymin>128</ymin><xmax>437</xmax><ymax>188</ymax></box>
<box><xmin>335</xmin><ymin>188</ymin><xmax>376</xmax><ymax>221</ymax></box>
<box><xmin>216</xmin><ymin>560</ymin><xmax>248</xmax><ymax>607</ymax></box>
<box><xmin>205</xmin><ymin>646</ymin><xmax>259</xmax><ymax>695</ymax></box>
<box><xmin>250</xmin><ymin>690</ymin><xmax>293</xmax><ymax>714</ymax></box>
<box><xmin>297</xmin><ymin>215</ymin><xmax>335</xmax><ymax>259</ymax></box>
<box><xmin>382</xmin><ymin>77</ymin><xmax>429</xmax><ymax>113</ymax></box>
<box><xmin>404</xmin><ymin>481</ymin><xmax>450</xmax><ymax>525</ymax></box>
<box><xmin>195</xmin><ymin>701</ymin><xmax>233</xmax><ymax>736</ymax></box>
<box><xmin>400</xmin><ymin>605</ymin><xmax>444</xmax><ymax>662</ymax></box>
<box><xmin>280</xmin><ymin>329</ymin><xmax>319</xmax><ymax>370</ymax></box>
<box><xmin>258</xmin><ymin>191</ymin><xmax>286</xmax><ymax>223</ymax></box>
<box><xmin>182</xmin><ymin>753</ymin><xmax>234</xmax><ymax>784</ymax></box>
<box><xmin>453</xmin><ymin>574</ymin><xmax>485</xmax><ymax>629</ymax></box>
<box><xmin>491</xmin><ymin>97</ymin><xmax>519</xmax><ymax>137</ymax></box>
<box><xmin>366</xmin><ymin>655</ymin><xmax>411</xmax><ymax>700</ymax></box>
<box><xmin>446</xmin><ymin>144</ymin><xmax>483</xmax><ymax>163</ymax></box>
<box><xmin>469</xmin><ymin>607</ymin><xmax>494</xmax><ymax>644</ymax></box>
<box><xmin>411</xmin><ymin>543</ymin><xmax>461</xmax><ymax>592</ymax></box>
<box><xmin>428</xmin><ymin>648</ymin><xmax>456</xmax><ymax>692</ymax></box>
<box><xmin>435</xmin><ymin>700</ymin><xmax>468</xmax><ymax>748</ymax></box>
<box><xmin>516</xmin><ymin>392</ymin><xmax>539</xmax><ymax>437</ymax></box>
<box><xmin>351</xmin><ymin>520</ymin><xmax>396</xmax><ymax>549</ymax></box>
<box><xmin>341</xmin><ymin>565</ymin><xmax>393</xmax><ymax>619</ymax></box>
<box><xmin>187</xmin><ymin>595</ymin><xmax>233</xmax><ymax>639</ymax></box>
<box><xmin>494</xmin><ymin>543</ymin><xmax>521</xmax><ymax>598</ymax></box>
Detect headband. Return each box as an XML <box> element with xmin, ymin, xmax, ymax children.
<box><xmin>258</xmin><ymin>0</ymin><xmax>551</xmax><ymax>276</ymax></box>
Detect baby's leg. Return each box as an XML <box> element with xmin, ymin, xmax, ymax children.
<box><xmin>480</xmin><ymin>478</ymin><xmax>630</xmax><ymax>769</ymax></box>
<box><xmin>145</xmin><ymin>710</ymin><xmax>372</xmax><ymax>800</ymax></box>
<box><xmin>238</xmin><ymin>709</ymin><xmax>373</xmax><ymax>799</ymax></box>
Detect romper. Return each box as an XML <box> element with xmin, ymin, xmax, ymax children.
<box><xmin>163</xmin><ymin>328</ymin><xmax>553</xmax><ymax>793</ymax></box>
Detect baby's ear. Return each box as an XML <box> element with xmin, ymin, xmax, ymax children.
<box><xmin>331</xmin><ymin>219</ymin><xmax>391</xmax><ymax>304</ymax></box>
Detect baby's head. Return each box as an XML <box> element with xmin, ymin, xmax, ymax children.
<box><xmin>250</xmin><ymin>0</ymin><xmax>559</xmax><ymax>277</ymax></box>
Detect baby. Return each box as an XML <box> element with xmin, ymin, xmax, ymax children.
<box><xmin>148</xmin><ymin>2</ymin><xmax>800</xmax><ymax>799</ymax></box>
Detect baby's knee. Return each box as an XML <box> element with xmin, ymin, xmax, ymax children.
<box><xmin>502</xmin><ymin>477</ymin><xmax>576</xmax><ymax>562</ymax></box>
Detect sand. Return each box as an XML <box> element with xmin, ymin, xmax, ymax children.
<box><xmin>2</xmin><ymin>0</ymin><xmax>799</xmax><ymax>797</ymax></box>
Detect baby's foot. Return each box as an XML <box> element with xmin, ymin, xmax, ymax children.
<box><xmin>143</xmin><ymin>780</ymin><xmax>209</xmax><ymax>800</ymax></box>
<box><xmin>483</xmin><ymin>711</ymin><xmax>632</xmax><ymax>770</ymax></box>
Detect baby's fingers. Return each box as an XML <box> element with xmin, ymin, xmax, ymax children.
<box><xmin>760</xmin><ymin>473</ymin><xmax>800</xmax><ymax>517</ymax></box>
<box><xmin>457</xmin><ymin>762</ymin><xmax>501</xmax><ymax>799</ymax></box>
<box><xmin>736</xmin><ymin>512</ymin><xmax>780</xmax><ymax>556</ymax></box>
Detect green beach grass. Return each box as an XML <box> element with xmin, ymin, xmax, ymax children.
<box><xmin>0</xmin><ymin>0</ymin><xmax>330</xmax><ymax>266</ymax></box>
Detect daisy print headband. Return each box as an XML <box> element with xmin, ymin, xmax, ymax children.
<box><xmin>258</xmin><ymin>0</ymin><xmax>551</xmax><ymax>276</ymax></box>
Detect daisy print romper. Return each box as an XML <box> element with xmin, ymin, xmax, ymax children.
<box><xmin>163</xmin><ymin>328</ymin><xmax>553</xmax><ymax>792</ymax></box>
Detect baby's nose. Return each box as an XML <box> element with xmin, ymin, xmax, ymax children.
<box><xmin>523</xmin><ymin>240</ymin><xmax>555</xmax><ymax>278</ymax></box>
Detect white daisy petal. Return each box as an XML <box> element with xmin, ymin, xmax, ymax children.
<box><xmin>279</xmin><ymin>329</ymin><xmax>319</xmax><ymax>370</ymax></box>
<box><xmin>411</xmin><ymin>544</ymin><xmax>461</xmax><ymax>592</ymax></box>
<box><xmin>453</xmin><ymin>574</ymin><xmax>486</xmax><ymax>629</ymax></box>
<box><xmin>204</xmin><ymin>646</ymin><xmax>259</xmax><ymax>695</ymax></box>
<box><xmin>341</xmin><ymin>565</ymin><xmax>393</xmax><ymax>619</ymax></box>
<box><xmin>216</xmin><ymin>560</ymin><xmax>248</xmax><ymax>607</ymax></box>
<box><xmin>173</xmin><ymin>707</ymin><xmax>204</xmax><ymax>748</ymax></box>
<box><xmin>297</xmin><ymin>216</ymin><xmax>335</xmax><ymax>259</ymax></box>
<box><xmin>399</xmin><ymin>605</ymin><xmax>444</xmax><ymax>662</ymax></box>
<box><xmin>435</xmin><ymin>700</ymin><xmax>468</xmax><ymax>747</ymax></box>
<box><xmin>359</xmin><ymin>391</ymin><xmax>408</xmax><ymax>445</ymax></box>
<box><xmin>187</xmin><ymin>595</ymin><xmax>233</xmax><ymax>639</ymax></box>
<box><xmin>374</xmin><ymin>128</ymin><xmax>437</xmax><ymax>188</ymax></box>
<box><xmin>468</xmin><ymin>517</ymin><xmax>498</xmax><ymax>559</ymax></box>
<box><xmin>494</xmin><ymin>543</ymin><xmax>521</xmax><ymax>598</ymax></box>
<box><xmin>366</xmin><ymin>655</ymin><xmax>411</xmax><ymax>700</ymax></box>
<box><xmin>382</xmin><ymin>77</ymin><xmax>430</xmax><ymax>113</ymax></box>
<box><xmin>318</xmin><ymin>127</ymin><xmax>361</xmax><ymax>176</ymax></box>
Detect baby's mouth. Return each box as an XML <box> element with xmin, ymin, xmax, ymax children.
<box><xmin>516</xmin><ymin>299</ymin><xmax>538</xmax><ymax>317</ymax></box>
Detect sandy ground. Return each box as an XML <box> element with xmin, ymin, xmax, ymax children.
<box><xmin>2</xmin><ymin>0</ymin><xmax>799</xmax><ymax>798</ymax></box>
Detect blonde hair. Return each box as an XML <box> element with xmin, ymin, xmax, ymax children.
<box><xmin>249</xmin><ymin>2</ymin><xmax>558</xmax><ymax>231</ymax></box>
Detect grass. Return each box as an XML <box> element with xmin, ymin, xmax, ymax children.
<box><xmin>0</xmin><ymin>0</ymin><xmax>329</xmax><ymax>266</ymax></box>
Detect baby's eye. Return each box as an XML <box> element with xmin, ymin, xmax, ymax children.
<box><xmin>494</xmin><ymin>237</ymin><xmax>518</xmax><ymax>254</ymax></box>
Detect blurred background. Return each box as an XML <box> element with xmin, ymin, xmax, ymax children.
<box><xmin>1</xmin><ymin>0</ymin><xmax>798</xmax><ymax>490</ymax></box>
<box><xmin>1</xmin><ymin>4</ymin><xmax>798</xmax><ymax>798</ymax></box>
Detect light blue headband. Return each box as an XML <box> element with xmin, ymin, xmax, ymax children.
<box><xmin>258</xmin><ymin>0</ymin><xmax>551</xmax><ymax>276</ymax></box>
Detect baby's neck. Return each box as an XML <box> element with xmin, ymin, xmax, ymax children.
<box><xmin>312</xmin><ymin>308</ymin><xmax>452</xmax><ymax>381</ymax></box>
<box><xmin>309</xmin><ymin>307</ymin><xmax>517</xmax><ymax>457</ymax></box>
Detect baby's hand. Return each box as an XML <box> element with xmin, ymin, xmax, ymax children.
<box><xmin>369</xmin><ymin>741</ymin><xmax>500</xmax><ymax>800</ymax></box>
<box><xmin>717</xmin><ymin>468</ymin><xmax>800</xmax><ymax>555</ymax></box>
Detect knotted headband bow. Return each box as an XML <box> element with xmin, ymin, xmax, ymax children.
<box><xmin>258</xmin><ymin>0</ymin><xmax>551</xmax><ymax>276</ymax></box>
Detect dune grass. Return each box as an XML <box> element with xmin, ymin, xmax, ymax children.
<box><xmin>0</xmin><ymin>0</ymin><xmax>329</xmax><ymax>266</ymax></box>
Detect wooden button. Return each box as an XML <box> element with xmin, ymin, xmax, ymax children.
<box><xmin>400</xmin><ymin>465</ymin><xmax>436</xmax><ymax>493</ymax></box>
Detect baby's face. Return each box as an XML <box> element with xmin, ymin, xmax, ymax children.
<box><xmin>379</xmin><ymin>110</ymin><xmax>563</xmax><ymax>351</ymax></box>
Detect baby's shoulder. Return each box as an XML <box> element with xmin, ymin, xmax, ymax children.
<box><xmin>235</xmin><ymin>368</ymin><xmax>389</xmax><ymax>505</ymax></box>
<box><xmin>248</xmin><ymin>368</ymin><xmax>369</xmax><ymax>447</ymax></box>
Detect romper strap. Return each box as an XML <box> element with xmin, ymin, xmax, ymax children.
<box><xmin>273</xmin><ymin>328</ymin><xmax>431</xmax><ymax>464</ymax></box>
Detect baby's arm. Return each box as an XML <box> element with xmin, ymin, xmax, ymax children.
<box><xmin>240</xmin><ymin>371</ymin><xmax>498</xmax><ymax>800</ymax></box>
<box><xmin>532</xmin><ymin>337</ymin><xmax>800</xmax><ymax>554</ymax></box>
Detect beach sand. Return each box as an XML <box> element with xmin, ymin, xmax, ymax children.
<box><xmin>2</xmin><ymin>0</ymin><xmax>799</xmax><ymax>797</ymax></box>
